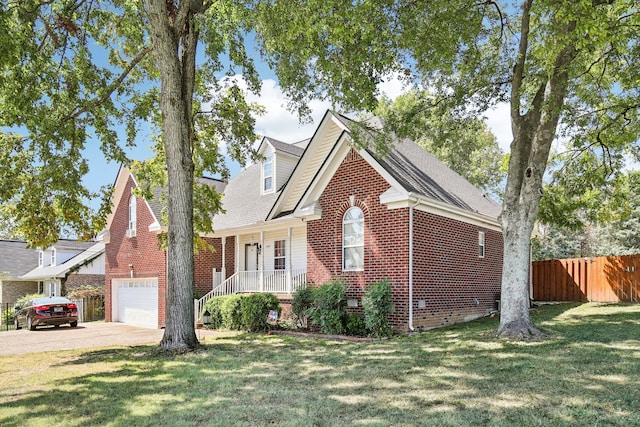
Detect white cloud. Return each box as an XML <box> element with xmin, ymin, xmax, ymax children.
<box><xmin>247</xmin><ymin>79</ymin><xmax>331</xmax><ymax>143</ymax></box>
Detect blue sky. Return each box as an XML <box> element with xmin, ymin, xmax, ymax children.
<box><xmin>81</xmin><ymin>70</ymin><xmax>513</xmax><ymax>209</ymax></box>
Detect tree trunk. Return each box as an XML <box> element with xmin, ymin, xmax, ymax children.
<box><xmin>144</xmin><ymin>0</ymin><xmax>199</xmax><ymax>352</ymax></box>
<box><xmin>497</xmin><ymin>205</ymin><xmax>544</xmax><ymax>338</ymax></box>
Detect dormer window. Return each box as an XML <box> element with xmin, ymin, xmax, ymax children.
<box><xmin>51</xmin><ymin>248</ymin><xmax>56</xmax><ymax>266</ymax></box>
<box><xmin>263</xmin><ymin>154</ymin><xmax>274</xmax><ymax>193</ymax></box>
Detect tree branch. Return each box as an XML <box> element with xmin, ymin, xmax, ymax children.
<box><xmin>510</xmin><ymin>0</ymin><xmax>533</xmax><ymax>130</ymax></box>
<box><xmin>65</xmin><ymin>46</ymin><xmax>153</xmax><ymax>121</ymax></box>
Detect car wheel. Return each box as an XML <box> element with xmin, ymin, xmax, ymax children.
<box><xmin>27</xmin><ymin>315</ymin><xmax>36</xmax><ymax>331</ymax></box>
<box><xmin>14</xmin><ymin>317</ymin><xmax>21</xmax><ymax>330</ymax></box>
<box><xmin>70</xmin><ymin>321</ymin><xmax>78</xmax><ymax>328</ymax></box>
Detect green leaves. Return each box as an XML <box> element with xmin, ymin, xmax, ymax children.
<box><xmin>374</xmin><ymin>90</ymin><xmax>506</xmax><ymax>197</ymax></box>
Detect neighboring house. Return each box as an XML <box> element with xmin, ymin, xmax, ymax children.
<box><xmin>0</xmin><ymin>240</ymin><xmax>39</xmax><ymax>307</ymax></box>
<box><xmin>0</xmin><ymin>240</ymin><xmax>105</xmax><ymax>308</ymax></box>
<box><xmin>104</xmin><ymin>110</ymin><xmax>503</xmax><ymax>331</ymax></box>
<box><xmin>21</xmin><ymin>241</ymin><xmax>106</xmax><ymax>296</ymax></box>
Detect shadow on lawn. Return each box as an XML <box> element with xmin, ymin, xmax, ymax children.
<box><xmin>1</xmin><ymin>303</ymin><xmax>639</xmax><ymax>426</ymax></box>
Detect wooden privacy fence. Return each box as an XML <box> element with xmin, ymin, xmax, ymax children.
<box><xmin>532</xmin><ymin>254</ymin><xmax>640</xmax><ymax>302</ymax></box>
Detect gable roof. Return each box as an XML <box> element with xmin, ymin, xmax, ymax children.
<box><xmin>0</xmin><ymin>240</ymin><xmax>39</xmax><ymax>278</ymax></box>
<box><xmin>369</xmin><ymin>138</ymin><xmax>501</xmax><ymax>218</ymax></box>
<box><xmin>263</xmin><ymin>137</ymin><xmax>306</xmax><ymax>157</ymax></box>
<box><xmin>105</xmin><ymin>166</ymin><xmax>227</xmax><ymax>233</ymax></box>
<box><xmin>212</xmin><ymin>163</ymin><xmax>280</xmax><ymax>231</ymax></box>
<box><xmin>267</xmin><ymin>110</ymin><xmax>501</xmax><ymax>227</ymax></box>
<box><xmin>21</xmin><ymin>242</ymin><xmax>105</xmax><ymax>280</ymax></box>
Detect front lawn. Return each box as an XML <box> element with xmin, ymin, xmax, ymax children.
<box><xmin>1</xmin><ymin>303</ymin><xmax>638</xmax><ymax>426</ymax></box>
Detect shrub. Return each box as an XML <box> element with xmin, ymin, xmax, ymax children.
<box><xmin>291</xmin><ymin>287</ymin><xmax>314</xmax><ymax>328</ymax></box>
<box><xmin>362</xmin><ymin>280</ymin><xmax>394</xmax><ymax>337</ymax></box>
<box><xmin>241</xmin><ymin>293</ymin><xmax>281</xmax><ymax>332</ymax></box>
<box><xmin>308</xmin><ymin>279</ymin><xmax>347</xmax><ymax>335</ymax></box>
<box><xmin>220</xmin><ymin>294</ymin><xmax>244</xmax><ymax>330</ymax></box>
<box><xmin>66</xmin><ymin>286</ymin><xmax>104</xmax><ymax>299</ymax></box>
<box><xmin>2</xmin><ymin>307</ymin><xmax>15</xmax><ymax>326</ymax></box>
<box><xmin>202</xmin><ymin>296</ymin><xmax>225</xmax><ymax>329</ymax></box>
<box><xmin>345</xmin><ymin>312</ymin><xmax>366</xmax><ymax>336</ymax></box>
<box><xmin>15</xmin><ymin>293</ymin><xmax>44</xmax><ymax>309</ymax></box>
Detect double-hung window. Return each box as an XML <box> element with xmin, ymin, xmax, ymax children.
<box><xmin>274</xmin><ymin>240</ymin><xmax>286</xmax><ymax>270</ymax></box>
<box><xmin>478</xmin><ymin>231</ymin><xmax>486</xmax><ymax>258</ymax></box>
<box><xmin>343</xmin><ymin>207</ymin><xmax>364</xmax><ymax>271</ymax></box>
<box><xmin>263</xmin><ymin>155</ymin><xmax>273</xmax><ymax>192</ymax></box>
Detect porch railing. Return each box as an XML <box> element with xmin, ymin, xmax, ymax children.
<box><xmin>194</xmin><ymin>269</ymin><xmax>307</xmax><ymax>323</ymax></box>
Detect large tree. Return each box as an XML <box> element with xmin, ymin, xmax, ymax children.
<box><xmin>0</xmin><ymin>0</ymin><xmax>261</xmax><ymax>351</ymax></box>
<box><xmin>255</xmin><ymin>0</ymin><xmax>640</xmax><ymax>338</ymax></box>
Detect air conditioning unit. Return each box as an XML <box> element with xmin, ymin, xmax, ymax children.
<box><xmin>126</xmin><ymin>229</ymin><xmax>137</xmax><ymax>238</ymax></box>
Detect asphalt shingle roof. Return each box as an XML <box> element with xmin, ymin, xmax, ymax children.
<box><xmin>0</xmin><ymin>241</ymin><xmax>39</xmax><ymax>278</ymax></box>
<box><xmin>339</xmin><ymin>113</ymin><xmax>501</xmax><ymax>219</ymax></box>
<box><xmin>212</xmin><ymin>163</ymin><xmax>279</xmax><ymax>230</ymax></box>
<box><xmin>371</xmin><ymin>139</ymin><xmax>502</xmax><ymax>218</ymax></box>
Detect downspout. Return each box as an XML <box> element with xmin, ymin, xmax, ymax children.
<box><xmin>408</xmin><ymin>198</ymin><xmax>420</xmax><ymax>332</ymax></box>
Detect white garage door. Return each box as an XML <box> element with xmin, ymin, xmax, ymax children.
<box><xmin>113</xmin><ymin>278</ymin><xmax>158</xmax><ymax>328</ymax></box>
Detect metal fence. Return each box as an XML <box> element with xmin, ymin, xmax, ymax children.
<box><xmin>1</xmin><ymin>302</ymin><xmax>16</xmax><ymax>331</ymax></box>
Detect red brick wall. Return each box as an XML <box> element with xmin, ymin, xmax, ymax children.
<box><xmin>307</xmin><ymin>149</ymin><xmax>410</xmax><ymax>328</ymax></box>
<box><xmin>105</xmin><ymin>176</ymin><xmax>167</xmax><ymax>328</ymax></box>
<box><xmin>307</xmin><ymin>148</ymin><xmax>503</xmax><ymax>332</ymax></box>
<box><xmin>412</xmin><ymin>211</ymin><xmax>503</xmax><ymax>330</ymax></box>
<box><xmin>194</xmin><ymin>236</ymin><xmax>236</xmax><ymax>297</ymax></box>
<box><xmin>64</xmin><ymin>274</ymin><xmax>105</xmax><ymax>294</ymax></box>
<box><xmin>105</xmin><ymin>176</ymin><xmax>237</xmax><ymax>328</ymax></box>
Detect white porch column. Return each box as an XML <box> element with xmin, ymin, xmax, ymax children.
<box><xmin>287</xmin><ymin>227</ymin><xmax>293</xmax><ymax>293</ymax></box>
<box><xmin>235</xmin><ymin>234</ymin><xmax>240</xmax><ymax>293</ymax></box>
<box><xmin>221</xmin><ymin>236</ymin><xmax>226</xmax><ymax>279</ymax></box>
<box><xmin>259</xmin><ymin>231</ymin><xmax>265</xmax><ymax>292</ymax></box>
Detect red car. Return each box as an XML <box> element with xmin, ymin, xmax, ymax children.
<box><xmin>14</xmin><ymin>297</ymin><xmax>79</xmax><ymax>330</ymax></box>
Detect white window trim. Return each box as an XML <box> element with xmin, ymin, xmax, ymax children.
<box><xmin>50</xmin><ymin>248</ymin><xmax>56</xmax><ymax>266</ymax></box>
<box><xmin>274</xmin><ymin>239</ymin><xmax>286</xmax><ymax>270</ymax></box>
<box><xmin>343</xmin><ymin>206</ymin><xmax>364</xmax><ymax>271</ymax></box>
<box><xmin>263</xmin><ymin>155</ymin><xmax>274</xmax><ymax>194</ymax></box>
<box><xmin>38</xmin><ymin>250</ymin><xmax>43</xmax><ymax>268</ymax></box>
<box><xmin>479</xmin><ymin>231</ymin><xmax>486</xmax><ymax>258</ymax></box>
<box><xmin>128</xmin><ymin>194</ymin><xmax>137</xmax><ymax>238</ymax></box>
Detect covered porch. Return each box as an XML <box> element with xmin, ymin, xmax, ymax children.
<box><xmin>195</xmin><ymin>225</ymin><xmax>308</xmax><ymax>323</ymax></box>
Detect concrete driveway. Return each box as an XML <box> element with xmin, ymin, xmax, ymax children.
<box><xmin>0</xmin><ymin>322</ymin><xmax>220</xmax><ymax>356</ymax></box>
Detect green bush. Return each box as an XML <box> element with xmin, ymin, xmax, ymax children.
<box><xmin>308</xmin><ymin>279</ymin><xmax>347</xmax><ymax>335</ymax></box>
<box><xmin>15</xmin><ymin>293</ymin><xmax>44</xmax><ymax>309</ymax></box>
<box><xmin>241</xmin><ymin>293</ymin><xmax>281</xmax><ymax>332</ymax></box>
<box><xmin>362</xmin><ymin>280</ymin><xmax>394</xmax><ymax>337</ymax></box>
<box><xmin>66</xmin><ymin>286</ymin><xmax>104</xmax><ymax>299</ymax></box>
<box><xmin>220</xmin><ymin>294</ymin><xmax>244</xmax><ymax>330</ymax></box>
<box><xmin>202</xmin><ymin>296</ymin><xmax>225</xmax><ymax>329</ymax></box>
<box><xmin>345</xmin><ymin>311</ymin><xmax>366</xmax><ymax>336</ymax></box>
<box><xmin>2</xmin><ymin>307</ymin><xmax>15</xmax><ymax>326</ymax></box>
<box><xmin>291</xmin><ymin>287</ymin><xmax>314</xmax><ymax>328</ymax></box>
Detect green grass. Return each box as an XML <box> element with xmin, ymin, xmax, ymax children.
<box><xmin>1</xmin><ymin>303</ymin><xmax>639</xmax><ymax>426</ymax></box>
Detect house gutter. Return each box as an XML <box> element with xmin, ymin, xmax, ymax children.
<box><xmin>408</xmin><ymin>198</ymin><xmax>420</xmax><ymax>332</ymax></box>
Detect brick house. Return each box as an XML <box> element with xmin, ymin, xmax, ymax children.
<box><xmin>0</xmin><ymin>240</ymin><xmax>105</xmax><ymax>308</ymax></box>
<box><xmin>103</xmin><ymin>110</ymin><xmax>502</xmax><ymax>331</ymax></box>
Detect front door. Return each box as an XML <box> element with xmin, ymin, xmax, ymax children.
<box><xmin>245</xmin><ymin>244</ymin><xmax>258</xmax><ymax>271</ymax></box>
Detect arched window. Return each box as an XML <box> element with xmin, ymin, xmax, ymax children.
<box><xmin>343</xmin><ymin>206</ymin><xmax>364</xmax><ymax>271</ymax></box>
<box><xmin>128</xmin><ymin>195</ymin><xmax>137</xmax><ymax>236</ymax></box>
